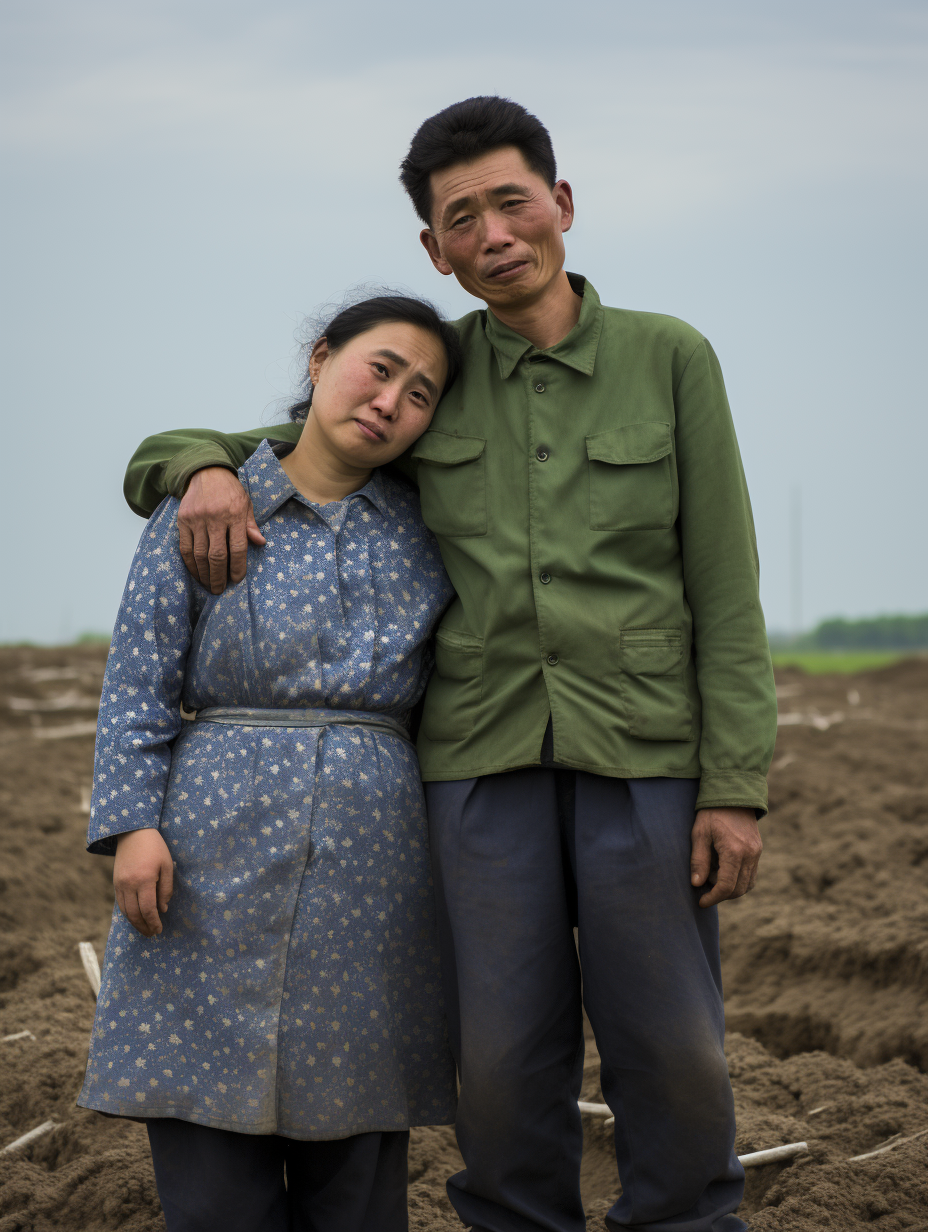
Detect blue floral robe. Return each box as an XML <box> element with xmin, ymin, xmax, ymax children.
<box><xmin>79</xmin><ymin>440</ymin><xmax>457</xmax><ymax>1138</ymax></box>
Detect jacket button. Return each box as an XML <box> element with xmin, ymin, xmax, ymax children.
<box><xmin>540</xmin><ymin>572</ymin><xmax>551</xmax><ymax>584</ymax></box>
<box><xmin>536</xmin><ymin>448</ymin><xmax>549</xmax><ymax>461</ymax></box>
<box><xmin>534</xmin><ymin>383</ymin><xmax>546</xmax><ymax>393</ymax></box>
<box><xmin>546</xmin><ymin>653</ymin><xmax>559</xmax><ymax>665</ymax></box>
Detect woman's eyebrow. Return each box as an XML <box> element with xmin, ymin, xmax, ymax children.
<box><xmin>374</xmin><ymin>350</ymin><xmax>439</xmax><ymax>401</ymax></box>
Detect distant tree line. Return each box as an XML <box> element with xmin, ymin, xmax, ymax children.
<box><xmin>797</xmin><ymin>613</ymin><xmax>928</xmax><ymax>650</ymax></box>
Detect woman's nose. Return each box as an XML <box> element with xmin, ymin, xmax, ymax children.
<box><xmin>370</xmin><ymin>386</ymin><xmax>401</xmax><ymax>417</ymax></box>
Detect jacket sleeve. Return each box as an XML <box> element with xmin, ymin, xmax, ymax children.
<box><xmin>674</xmin><ymin>338</ymin><xmax>777</xmax><ymax>815</ymax></box>
<box><xmin>123</xmin><ymin>423</ymin><xmax>304</xmax><ymax>517</ymax></box>
<box><xmin>87</xmin><ymin>498</ymin><xmax>201</xmax><ymax>854</ymax></box>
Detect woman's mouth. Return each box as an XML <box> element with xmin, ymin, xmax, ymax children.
<box><xmin>356</xmin><ymin>419</ymin><xmax>386</xmax><ymax>443</ymax></box>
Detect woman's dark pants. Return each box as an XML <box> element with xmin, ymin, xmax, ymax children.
<box><xmin>146</xmin><ymin>1119</ymin><xmax>409</xmax><ymax>1232</ymax></box>
<box><xmin>424</xmin><ymin>770</ymin><xmax>746</xmax><ymax>1232</ymax></box>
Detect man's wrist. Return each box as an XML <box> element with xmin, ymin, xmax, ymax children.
<box><xmin>165</xmin><ymin>444</ymin><xmax>238</xmax><ymax>501</ymax></box>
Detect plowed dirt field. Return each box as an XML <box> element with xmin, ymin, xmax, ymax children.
<box><xmin>1</xmin><ymin>645</ymin><xmax>926</xmax><ymax>1231</ymax></box>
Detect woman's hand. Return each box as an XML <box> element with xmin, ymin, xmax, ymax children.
<box><xmin>114</xmin><ymin>829</ymin><xmax>175</xmax><ymax>937</ymax></box>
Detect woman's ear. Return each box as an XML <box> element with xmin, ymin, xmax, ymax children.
<box><xmin>308</xmin><ymin>337</ymin><xmax>330</xmax><ymax>388</ymax></box>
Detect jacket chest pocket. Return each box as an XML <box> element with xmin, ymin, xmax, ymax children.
<box><xmin>411</xmin><ymin>430</ymin><xmax>487</xmax><ymax>537</ymax></box>
<box><xmin>586</xmin><ymin>421</ymin><xmax>674</xmax><ymax>531</ymax></box>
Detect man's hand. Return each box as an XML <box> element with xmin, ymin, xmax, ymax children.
<box><xmin>178</xmin><ymin>467</ymin><xmax>265</xmax><ymax>594</ymax></box>
<box><xmin>690</xmin><ymin>807</ymin><xmax>763</xmax><ymax>908</ymax></box>
<box><xmin>113</xmin><ymin>829</ymin><xmax>175</xmax><ymax>937</ymax></box>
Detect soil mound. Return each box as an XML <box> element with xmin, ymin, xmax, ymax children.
<box><xmin>0</xmin><ymin>646</ymin><xmax>926</xmax><ymax>1230</ymax></box>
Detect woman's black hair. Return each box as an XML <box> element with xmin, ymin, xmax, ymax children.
<box><xmin>287</xmin><ymin>293</ymin><xmax>462</xmax><ymax>422</ymax></box>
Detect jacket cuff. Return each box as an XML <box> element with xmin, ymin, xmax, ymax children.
<box><xmin>696</xmin><ymin>770</ymin><xmax>769</xmax><ymax>818</ymax></box>
<box><xmin>164</xmin><ymin>442</ymin><xmax>239</xmax><ymax>500</ymax></box>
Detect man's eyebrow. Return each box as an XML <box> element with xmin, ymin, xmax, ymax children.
<box><xmin>440</xmin><ymin>182</ymin><xmax>533</xmax><ymax>227</ymax></box>
<box><xmin>374</xmin><ymin>349</ymin><xmax>439</xmax><ymax>402</ymax></box>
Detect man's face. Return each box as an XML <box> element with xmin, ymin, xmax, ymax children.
<box><xmin>420</xmin><ymin>147</ymin><xmax>574</xmax><ymax>313</ymax></box>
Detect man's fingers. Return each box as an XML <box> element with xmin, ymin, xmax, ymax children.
<box><xmin>178</xmin><ymin>520</ymin><xmax>197</xmax><ymax>577</ymax></box>
<box><xmin>206</xmin><ymin>522</ymin><xmax>230</xmax><ymax>594</ymax></box>
<box><xmin>157</xmin><ymin>858</ymin><xmax>174</xmax><ymax>914</ymax></box>
<box><xmin>246</xmin><ymin>516</ymin><xmax>266</xmax><ymax>547</ymax></box>
<box><xmin>699</xmin><ymin>851</ymin><xmax>740</xmax><ymax>908</ymax></box>
<box><xmin>191</xmin><ymin>525</ymin><xmax>213</xmax><ymax>590</ymax></box>
<box><xmin>690</xmin><ymin>824</ymin><xmax>712</xmax><ymax>887</ymax></box>
<box><xmin>228</xmin><ymin>519</ymin><xmax>249</xmax><ymax>586</ymax></box>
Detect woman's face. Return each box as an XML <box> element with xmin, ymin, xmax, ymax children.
<box><xmin>307</xmin><ymin>321</ymin><xmax>447</xmax><ymax>468</ymax></box>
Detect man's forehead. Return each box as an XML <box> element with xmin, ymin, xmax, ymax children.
<box><xmin>430</xmin><ymin>148</ymin><xmax>542</xmax><ymax>217</ymax></box>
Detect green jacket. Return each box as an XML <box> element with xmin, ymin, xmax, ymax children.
<box><xmin>124</xmin><ymin>276</ymin><xmax>776</xmax><ymax>813</ymax></box>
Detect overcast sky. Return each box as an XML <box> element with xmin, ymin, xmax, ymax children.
<box><xmin>2</xmin><ymin>0</ymin><xmax>926</xmax><ymax>642</ymax></box>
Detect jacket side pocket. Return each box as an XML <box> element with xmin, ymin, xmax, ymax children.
<box><xmin>618</xmin><ymin>628</ymin><xmax>693</xmax><ymax>741</ymax></box>
<box><xmin>420</xmin><ymin>628</ymin><xmax>484</xmax><ymax>742</ymax></box>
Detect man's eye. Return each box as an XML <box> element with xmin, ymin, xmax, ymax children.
<box><xmin>372</xmin><ymin>362</ymin><xmax>388</xmax><ymax>375</ymax></box>
<box><xmin>451</xmin><ymin>215</ymin><xmax>473</xmax><ymax>228</ymax></box>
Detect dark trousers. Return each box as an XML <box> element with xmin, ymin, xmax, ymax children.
<box><xmin>146</xmin><ymin>1118</ymin><xmax>409</xmax><ymax>1232</ymax></box>
<box><xmin>424</xmin><ymin>770</ymin><xmax>746</xmax><ymax>1232</ymax></box>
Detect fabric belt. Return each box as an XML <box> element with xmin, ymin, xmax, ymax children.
<box><xmin>187</xmin><ymin>706</ymin><xmax>411</xmax><ymax>743</ymax></box>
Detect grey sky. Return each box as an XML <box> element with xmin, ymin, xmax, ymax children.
<box><xmin>2</xmin><ymin>0</ymin><xmax>926</xmax><ymax>641</ymax></box>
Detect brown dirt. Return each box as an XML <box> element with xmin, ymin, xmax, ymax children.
<box><xmin>0</xmin><ymin>645</ymin><xmax>926</xmax><ymax>1231</ymax></box>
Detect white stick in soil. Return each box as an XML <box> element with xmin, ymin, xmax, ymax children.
<box><xmin>847</xmin><ymin>1128</ymin><xmax>928</xmax><ymax>1162</ymax></box>
<box><xmin>0</xmin><ymin>1120</ymin><xmax>59</xmax><ymax>1155</ymax></box>
<box><xmin>738</xmin><ymin>1142</ymin><xmax>808</xmax><ymax>1168</ymax></box>
<box><xmin>79</xmin><ymin>942</ymin><xmax>101</xmax><ymax>996</ymax></box>
<box><xmin>1</xmin><ymin>1031</ymin><xmax>36</xmax><ymax>1043</ymax></box>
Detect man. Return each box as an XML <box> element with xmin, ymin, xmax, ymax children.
<box><xmin>125</xmin><ymin>97</ymin><xmax>776</xmax><ymax>1232</ymax></box>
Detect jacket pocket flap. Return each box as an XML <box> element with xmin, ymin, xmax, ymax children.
<box><xmin>411</xmin><ymin>430</ymin><xmax>487</xmax><ymax>467</ymax></box>
<box><xmin>435</xmin><ymin>628</ymin><xmax>484</xmax><ymax>654</ymax></box>
<box><xmin>586</xmin><ymin>422</ymin><xmax>672</xmax><ymax>466</ymax></box>
<box><xmin>619</xmin><ymin>628</ymin><xmax>683</xmax><ymax>675</ymax></box>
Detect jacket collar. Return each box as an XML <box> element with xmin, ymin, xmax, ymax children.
<box><xmin>483</xmin><ymin>273</ymin><xmax>604</xmax><ymax>380</ymax></box>
<box><xmin>242</xmin><ymin>438</ymin><xmax>388</xmax><ymax>526</ymax></box>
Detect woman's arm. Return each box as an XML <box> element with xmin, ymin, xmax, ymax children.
<box><xmin>89</xmin><ymin>496</ymin><xmax>199</xmax><ymax>855</ymax></box>
<box><xmin>89</xmin><ymin>496</ymin><xmax>203</xmax><ymax>932</ymax></box>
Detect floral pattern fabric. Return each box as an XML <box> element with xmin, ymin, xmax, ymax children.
<box><xmin>79</xmin><ymin>439</ymin><xmax>457</xmax><ymax>1138</ymax></box>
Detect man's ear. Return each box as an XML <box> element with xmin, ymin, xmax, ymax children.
<box><xmin>554</xmin><ymin>180</ymin><xmax>575</xmax><ymax>234</ymax></box>
<box><xmin>420</xmin><ymin>229</ymin><xmax>453</xmax><ymax>277</ymax></box>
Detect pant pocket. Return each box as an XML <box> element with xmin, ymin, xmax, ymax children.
<box><xmin>420</xmin><ymin>629</ymin><xmax>484</xmax><ymax>742</ymax></box>
<box><xmin>618</xmin><ymin>628</ymin><xmax>693</xmax><ymax>741</ymax></box>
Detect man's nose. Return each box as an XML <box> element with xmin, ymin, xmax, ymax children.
<box><xmin>480</xmin><ymin>211</ymin><xmax>515</xmax><ymax>251</ymax></box>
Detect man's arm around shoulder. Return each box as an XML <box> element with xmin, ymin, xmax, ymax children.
<box><xmin>124</xmin><ymin>422</ymin><xmax>303</xmax><ymax>592</ymax></box>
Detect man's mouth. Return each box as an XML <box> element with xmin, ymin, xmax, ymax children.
<box><xmin>356</xmin><ymin>419</ymin><xmax>386</xmax><ymax>443</ymax></box>
<box><xmin>485</xmin><ymin>259</ymin><xmax>530</xmax><ymax>281</ymax></box>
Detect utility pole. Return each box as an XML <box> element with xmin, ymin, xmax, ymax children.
<box><xmin>790</xmin><ymin>484</ymin><xmax>802</xmax><ymax>641</ymax></box>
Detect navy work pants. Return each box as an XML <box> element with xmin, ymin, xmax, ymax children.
<box><xmin>424</xmin><ymin>770</ymin><xmax>746</xmax><ymax>1232</ymax></box>
<box><xmin>146</xmin><ymin>1118</ymin><xmax>409</xmax><ymax>1232</ymax></box>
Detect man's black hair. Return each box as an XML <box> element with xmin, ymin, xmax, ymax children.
<box><xmin>399</xmin><ymin>96</ymin><xmax>557</xmax><ymax>227</ymax></box>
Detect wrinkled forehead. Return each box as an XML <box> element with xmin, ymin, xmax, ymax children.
<box><xmin>428</xmin><ymin>146</ymin><xmax>544</xmax><ymax>227</ymax></box>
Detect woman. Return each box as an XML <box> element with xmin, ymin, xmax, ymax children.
<box><xmin>79</xmin><ymin>294</ymin><xmax>462</xmax><ymax>1232</ymax></box>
